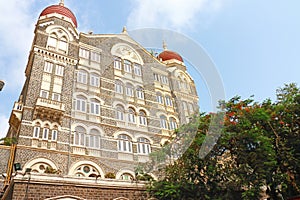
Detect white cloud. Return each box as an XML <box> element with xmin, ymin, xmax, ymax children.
<box><xmin>126</xmin><ymin>0</ymin><xmax>225</xmax><ymax>30</ymax></box>
<box><xmin>0</xmin><ymin>115</ymin><xmax>9</xmax><ymax>139</ymax></box>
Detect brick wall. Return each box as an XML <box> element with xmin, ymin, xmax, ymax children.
<box><xmin>5</xmin><ymin>176</ymin><xmax>151</xmax><ymax>200</ymax></box>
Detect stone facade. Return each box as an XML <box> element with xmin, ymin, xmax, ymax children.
<box><xmin>2</xmin><ymin>2</ymin><xmax>199</xmax><ymax>199</ymax></box>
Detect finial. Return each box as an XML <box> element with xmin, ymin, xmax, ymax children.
<box><xmin>122</xmin><ymin>26</ymin><xmax>127</xmax><ymax>34</ymax></box>
<box><xmin>59</xmin><ymin>0</ymin><xmax>64</xmax><ymax>6</ymax></box>
<box><xmin>163</xmin><ymin>40</ymin><xmax>167</xmax><ymax>50</ymax></box>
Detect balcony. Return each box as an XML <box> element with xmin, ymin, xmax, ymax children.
<box><xmin>36</xmin><ymin>98</ymin><xmax>65</xmax><ymax>111</ymax></box>
<box><xmin>33</xmin><ymin>98</ymin><xmax>65</xmax><ymax>124</ymax></box>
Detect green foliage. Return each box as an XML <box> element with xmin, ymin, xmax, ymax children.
<box><xmin>148</xmin><ymin>83</ymin><xmax>300</xmax><ymax>200</ymax></box>
<box><xmin>0</xmin><ymin>137</ymin><xmax>17</xmax><ymax>146</ymax></box>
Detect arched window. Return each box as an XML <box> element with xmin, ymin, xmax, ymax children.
<box><xmin>118</xmin><ymin>134</ymin><xmax>132</xmax><ymax>152</ymax></box>
<box><xmin>156</xmin><ymin>92</ymin><xmax>163</xmax><ymax>104</ymax></box>
<box><xmin>90</xmin><ymin>73</ymin><xmax>100</xmax><ymax>87</ymax></box>
<box><xmin>139</xmin><ymin>110</ymin><xmax>147</xmax><ymax>126</ymax></box>
<box><xmin>74</xmin><ymin>164</ymin><xmax>100</xmax><ymax>178</ymax></box>
<box><xmin>90</xmin><ymin>99</ymin><xmax>100</xmax><ymax>115</ymax></box>
<box><xmin>160</xmin><ymin>115</ymin><xmax>168</xmax><ymax>129</ymax></box>
<box><xmin>134</xmin><ymin>63</ymin><xmax>142</xmax><ymax>76</ymax></box>
<box><xmin>76</xmin><ymin>95</ymin><xmax>87</xmax><ymax>112</ymax></box>
<box><xmin>42</xmin><ymin>124</ymin><xmax>50</xmax><ymax>140</ymax></box>
<box><xmin>165</xmin><ymin>95</ymin><xmax>173</xmax><ymax>106</ymax></box>
<box><xmin>77</xmin><ymin>70</ymin><xmax>87</xmax><ymax>84</ymax></box>
<box><xmin>58</xmin><ymin>36</ymin><xmax>68</xmax><ymax>52</ymax></box>
<box><xmin>136</xmin><ymin>86</ymin><xmax>144</xmax><ymax>99</ymax></box>
<box><xmin>169</xmin><ymin>117</ymin><xmax>177</xmax><ymax>130</ymax></box>
<box><xmin>51</xmin><ymin>126</ymin><xmax>58</xmax><ymax>141</ymax></box>
<box><xmin>74</xmin><ymin>126</ymin><xmax>86</xmax><ymax>146</ymax></box>
<box><xmin>114</xmin><ymin>57</ymin><xmax>122</xmax><ymax>70</ymax></box>
<box><xmin>33</xmin><ymin>123</ymin><xmax>41</xmax><ymax>138</ymax></box>
<box><xmin>87</xmin><ymin>129</ymin><xmax>100</xmax><ymax>149</ymax></box>
<box><xmin>116</xmin><ymin>105</ymin><xmax>125</xmax><ymax>121</ymax></box>
<box><xmin>120</xmin><ymin>173</ymin><xmax>134</xmax><ymax>181</ymax></box>
<box><xmin>124</xmin><ymin>60</ymin><xmax>131</xmax><ymax>73</ymax></box>
<box><xmin>47</xmin><ymin>33</ymin><xmax>68</xmax><ymax>53</ymax></box>
<box><xmin>115</xmin><ymin>80</ymin><xmax>123</xmax><ymax>94</ymax></box>
<box><xmin>137</xmin><ymin>137</ymin><xmax>151</xmax><ymax>154</ymax></box>
<box><xmin>47</xmin><ymin>33</ymin><xmax>58</xmax><ymax>49</ymax></box>
<box><xmin>126</xmin><ymin>83</ymin><xmax>134</xmax><ymax>97</ymax></box>
<box><xmin>128</xmin><ymin>108</ymin><xmax>136</xmax><ymax>123</ymax></box>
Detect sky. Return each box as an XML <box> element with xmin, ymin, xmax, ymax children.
<box><xmin>0</xmin><ymin>0</ymin><xmax>300</xmax><ymax>138</ymax></box>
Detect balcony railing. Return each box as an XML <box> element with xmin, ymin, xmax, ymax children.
<box><xmin>36</xmin><ymin>97</ymin><xmax>65</xmax><ymax>111</ymax></box>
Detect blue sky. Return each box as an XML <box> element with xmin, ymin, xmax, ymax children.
<box><xmin>0</xmin><ymin>0</ymin><xmax>299</xmax><ymax>138</ymax></box>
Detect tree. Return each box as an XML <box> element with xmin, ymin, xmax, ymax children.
<box><xmin>148</xmin><ymin>83</ymin><xmax>300</xmax><ymax>200</ymax></box>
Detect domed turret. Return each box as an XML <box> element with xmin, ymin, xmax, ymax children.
<box><xmin>158</xmin><ymin>41</ymin><xmax>183</xmax><ymax>62</ymax></box>
<box><xmin>40</xmin><ymin>1</ymin><xmax>77</xmax><ymax>27</ymax></box>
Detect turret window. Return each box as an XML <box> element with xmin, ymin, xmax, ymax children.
<box><xmin>55</xmin><ymin>65</ymin><xmax>64</xmax><ymax>76</ymax></box>
<box><xmin>90</xmin><ymin>99</ymin><xmax>100</xmax><ymax>115</ymax></box>
<box><xmin>47</xmin><ymin>33</ymin><xmax>68</xmax><ymax>53</ymax></box>
<box><xmin>44</xmin><ymin>62</ymin><xmax>53</xmax><ymax>73</ymax></box>
<box><xmin>40</xmin><ymin>90</ymin><xmax>49</xmax><ymax>99</ymax></box>
<box><xmin>52</xmin><ymin>93</ymin><xmax>61</xmax><ymax>101</ymax></box>
<box><xmin>42</xmin><ymin>128</ymin><xmax>49</xmax><ymax>140</ymax></box>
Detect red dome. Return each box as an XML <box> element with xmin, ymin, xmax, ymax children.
<box><xmin>158</xmin><ymin>50</ymin><xmax>183</xmax><ymax>62</ymax></box>
<box><xmin>40</xmin><ymin>5</ymin><xmax>77</xmax><ymax>27</ymax></box>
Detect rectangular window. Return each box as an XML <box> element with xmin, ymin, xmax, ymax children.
<box><xmin>40</xmin><ymin>90</ymin><xmax>49</xmax><ymax>99</ymax></box>
<box><xmin>134</xmin><ymin>64</ymin><xmax>142</xmax><ymax>76</ymax></box>
<box><xmin>51</xmin><ymin>130</ymin><xmax>58</xmax><ymax>141</ymax></box>
<box><xmin>44</xmin><ymin>62</ymin><xmax>53</xmax><ymax>73</ymax></box>
<box><xmin>161</xmin><ymin>76</ymin><xmax>169</xmax><ymax>84</ymax></box>
<box><xmin>52</xmin><ymin>93</ymin><xmax>61</xmax><ymax>101</ymax></box>
<box><xmin>90</xmin><ymin>102</ymin><xmax>100</xmax><ymax>115</ymax></box>
<box><xmin>77</xmin><ymin>71</ymin><xmax>87</xmax><ymax>84</ymax></box>
<box><xmin>76</xmin><ymin>99</ymin><xmax>86</xmax><ymax>112</ymax></box>
<box><xmin>124</xmin><ymin>60</ymin><xmax>131</xmax><ymax>73</ymax></box>
<box><xmin>58</xmin><ymin>40</ymin><xmax>67</xmax><ymax>52</ymax></box>
<box><xmin>90</xmin><ymin>74</ymin><xmax>100</xmax><ymax>87</ymax></box>
<box><xmin>126</xmin><ymin>87</ymin><xmax>134</xmax><ymax>97</ymax></box>
<box><xmin>43</xmin><ymin>128</ymin><xmax>49</xmax><ymax>140</ymax></box>
<box><xmin>55</xmin><ymin>65</ymin><xmax>64</xmax><ymax>76</ymax></box>
<box><xmin>79</xmin><ymin>48</ymin><xmax>89</xmax><ymax>59</ymax></box>
<box><xmin>33</xmin><ymin>127</ymin><xmax>40</xmax><ymax>138</ymax></box>
<box><xmin>114</xmin><ymin>57</ymin><xmax>122</xmax><ymax>70</ymax></box>
<box><xmin>153</xmin><ymin>73</ymin><xmax>160</xmax><ymax>82</ymax></box>
<box><xmin>91</xmin><ymin>52</ymin><xmax>100</xmax><ymax>62</ymax></box>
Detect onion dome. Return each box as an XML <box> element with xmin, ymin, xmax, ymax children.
<box><xmin>157</xmin><ymin>41</ymin><xmax>183</xmax><ymax>62</ymax></box>
<box><xmin>40</xmin><ymin>2</ymin><xmax>77</xmax><ymax>27</ymax></box>
<box><xmin>158</xmin><ymin>50</ymin><xmax>183</xmax><ymax>62</ymax></box>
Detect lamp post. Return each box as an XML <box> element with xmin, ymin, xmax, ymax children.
<box><xmin>0</xmin><ymin>80</ymin><xmax>4</xmax><ymax>91</ymax></box>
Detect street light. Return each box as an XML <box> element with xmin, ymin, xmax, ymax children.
<box><xmin>0</xmin><ymin>80</ymin><xmax>5</xmax><ymax>91</ymax></box>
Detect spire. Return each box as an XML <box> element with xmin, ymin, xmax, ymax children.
<box><xmin>163</xmin><ymin>40</ymin><xmax>167</xmax><ymax>50</ymax></box>
<box><xmin>59</xmin><ymin>0</ymin><xmax>64</xmax><ymax>6</ymax></box>
<box><xmin>122</xmin><ymin>26</ymin><xmax>128</xmax><ymax>34</ymax></box>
